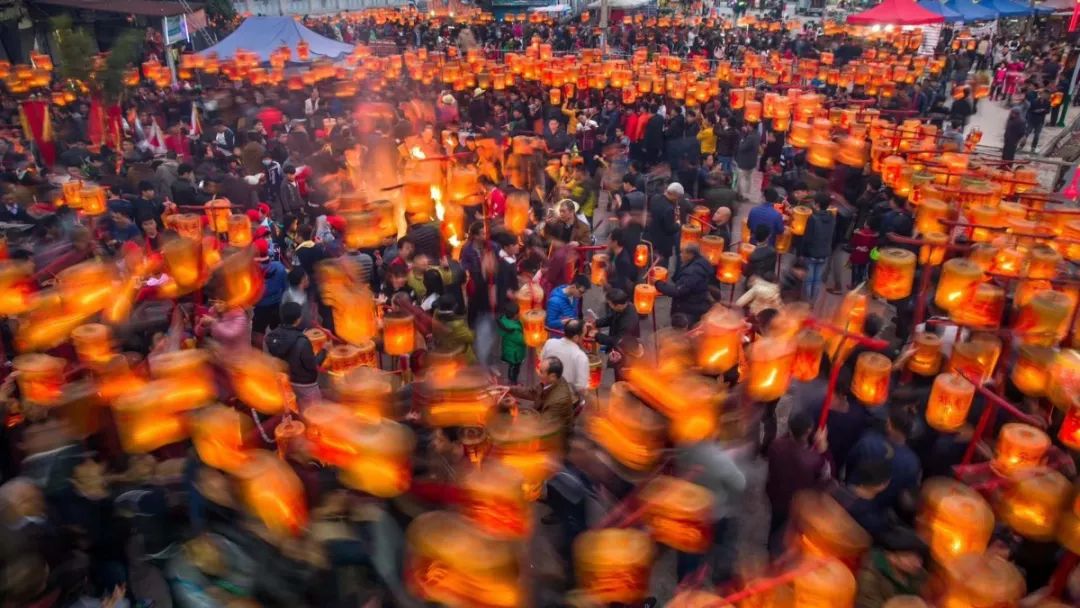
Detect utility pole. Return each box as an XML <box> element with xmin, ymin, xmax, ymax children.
<box><xmin>599</xmin><ymin>0</ymin><xmax>609</xmax><ymax>56</ymax></box>
<box><xmin>1058</xmin><ymin>46</ymin><xmax>1080</xmax><ymax>128</ymax></box>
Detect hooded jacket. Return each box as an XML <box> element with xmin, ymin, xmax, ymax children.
<box><xmin>800</xmin><ymin>209</ymin><xmax>836</xmax><ymax>259</ymax></box>
<box><xmin>266</xmin><ymin>325</ymin><xmax>325</xmax><ymax>384</ymax></box>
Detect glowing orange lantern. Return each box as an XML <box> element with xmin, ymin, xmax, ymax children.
<box><xmin>1010</xmin><ymin>344</ymin><xmax>1055</xmax><ymax>397</ymax></box>
<box><xmin>204</xmin><ymin>198</ymin><xmax>231</xmax><ymax>233</ymax></box>
<box><xmin>57</xmin><ymin>260</ymin><xmax>117</xmax><ymax>315</ymax></box>
<box><xmin>934</xmin><ymin>258</ymin><xmax>982</xmax><ymax>312</ymax></box>
<box><xmin>226</xmin><ymin>349</ymin><xmax>290</xmax><ymax>414</ymax></box>
<box><xmin>227</xmin><ymin>214</ymin><xmax>252</xmax><ymax>247</ymax></box>
<box><xmin>696</xmin><ymin>306</ymin><xmax>743</xmax><ymax>374</ymax></box>
<box><xmin>13</xmin><ymin>354</ymin><xmax>65</xmax><ymax>406</ymax></box>
<box><xmin>633</xmin><ymin>243</ymin><xmax>650</xmax><ymax>268</ymax></box>
<box><xmin>941</xmin><ymin>554</ymin><xmax>1025</xmax><ymax>608</ymax></box>
<box><xmin>794</xmin><ymin>558</ymin><xmax>856</xmax><ymax>608</ymax></box>
<box><xmin>918</xmin><ymin>232</ymin><xmax>948</xmax><ymax>266</ymax></box>
<box><xmin>789</xmin><ymin>121</ymin><xmax>812</xmax><ymax>148</ymax></box>
<box><xmin>920</xmin><ymin>480</ymin><xmax>993</xmax><ymax>563</ymax></box>
<box><xmin>585</xmin><ymin>381</ymin><xmax>665</xmax><ymax>470</ymax></box>
<box><xmin>634</xmin><ymin>283</ymin><xmax>657</xmax><ymax>315</ymax></box>
<box><xmin>746</xmin><ymin>337</ymin><xmax>796</xmax><ymax>402</ymax></box>
<box><xmin>792</xmin><ymin>329</ymin><xmax>826</xmax><ymax>381</ymax></box>
<box><xmin>234</xmin><ymin>450</ymin><xmax>307</xmax><ymax>536</ymax></box>
<box><xmin>71</xmin><ymin>323</ymin><xmax>112</xmax><ymax>365</ymax></box>
<box><xmin>191</xmin><ymin>405</ymin><xmax>248</xmax><ymax>473</ymax></box>
<box><xmin>999</xmin><ymin>470</ymin><xmax>1070</xmax><ymax>540</ymax></box>
<box><xmin>1059</xmin><ymin>404</ymin><xmax>1080</xmax><ymax>450</ymax></box>
<box><xmin>383</xmin><ymin>310</ymin><xmax>415</xmax><ymax>356</ymax></box>
<box><xmin>908</xmin><ymin>332</ymin><xmax>942</xmax><ymax>376</ymax></box>
<box><xmin>851</xmin><ymin>351</ymin><xmax>890</xmax><ymax>406</ymax></box>
<box><xmin>790</xmin><ymin>205</ymin><xmax>812</xmax><ymax>235</ymax></box>
<box><xmin>460</xmin><ymin>463</ymin><xmax>531</xmax><ymax>540</ymax></box>
<box><xmin>871</xmin><ymin>248</ymin><xmax>916</xmax><ymax>301</ymax></box>
<box><xmin>591</xmin><ymin>253</ymin><xmax>609</xmax><ymax>286</ymax></box>
<box><xmin>926</xmin><ymin>373</ymin><xmax>975</xmax><ymax>432</ymax></box>
<box><xmin>505</xmin><ymin>190</ymin><xmax>529</xmax><ymax>235</ymax></box>
<box><xmin>1012</xmin><ymin>289</ymin><xmax>1071</xmax><ymax>346</ymax></box>
<box><xmin>574</xmin><ymin>529</ymin><xmax>654</xmax><ymax>605</ymax></box>
<box><xmin>405</xmin><ymin>511</ymin><xmax>521</xmax><ymax>608</ymax></box>
<box><xmin>639</xmin><ymin>476</ymin><xmax>714</xmax><ymax>553</ymax></box>
<box><xmin>522</xmin><ymin>308</ymin><xmax>547</xmax><ymax>348</ymax></box>
<box><xmin>1048</xmin><ymin>349</ymin><xmax>1080</xmax><ymax>410</ymax></box>
<box><xmin>992</xmin><ymin>423</ymin><xmax>1049</xmax><ymax>476</ymax></box>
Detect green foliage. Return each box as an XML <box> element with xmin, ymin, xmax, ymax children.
<box><xmin>206</xmin><ymin>0</ymin><xmax>237</xmax><ymax>20</ymax></box>
<box><xmin>50</xmin><ymin>14</ymin><xmax>95</xmax><ymax>83</ymax></box>
<box><xmin>100</xmin><ymin>29</ymin><xmax>143</xmax><ymax>102</ymax></box>
<box><xmin>48</xmin><ymin>13</ymin><xmax>142</xmax><ymax>103</ymax></box>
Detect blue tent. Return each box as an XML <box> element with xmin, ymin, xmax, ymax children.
<box><xmin>945</xmin><ymin>0</ymin><xmax>998</xmax><ymax>20</ymax></box>
<box><xmin>981</xmin><ymin>0</ymin><xmax>1053</xmax><ymax>16</ymax></box>
<box><xmin>198</xmin><ymin>16</ymin><xmax>354</xmax><ymax>62</ymax></box>
<box><xmin>919</xmin><ymin>0</ymin><xmax>965</xmax><ymax>21</ymax></box>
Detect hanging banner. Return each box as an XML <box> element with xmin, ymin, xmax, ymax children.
<box><xmin>163</xmin><ymin>14</ymin><xmax>189</xmax><ymax>46</ymax></box>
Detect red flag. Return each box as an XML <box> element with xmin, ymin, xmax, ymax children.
<box><xmin>190</xmin><ymin>104</ymin><xmax>202</xmax><ymax>136</ymax></box>
<box><xmin>1071</xmin><ymin>0</ymin><xmax>1080</xmax><ymax>32</ymax></box>
<box><xmin>19</xmin><ymin>100</ymin><xmax>55</xmax><ymax>167</ymax></box>
<box><xmin>87</xmin><ymin>97</ymin><xmax>105</xmax><ymax>148</ymax></box>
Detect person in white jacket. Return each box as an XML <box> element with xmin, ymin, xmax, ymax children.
<box><xmin>735</xmin><ymin>271</ymin><xmax>783</xmax><ymax>315</ymax></box>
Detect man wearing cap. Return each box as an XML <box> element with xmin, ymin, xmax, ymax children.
<box><xmin>646</xmin><ymin>182</ymin><xmax>684</xmax><ymax>268</ymax></box>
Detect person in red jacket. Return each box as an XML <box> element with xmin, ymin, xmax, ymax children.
<box><xmin>848</xmin><ymin>223</ymin><xmax>877</xmax><ymax>289</ymax></box>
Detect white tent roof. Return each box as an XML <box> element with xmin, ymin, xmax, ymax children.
<box><xmin>586</xmin><ymin>0</ymin><xmax>651</xmax><ymax>9</ymax></box>
<box><xmin>530</xmin><ymin>4</ymin><xmax>571</xmax><ymax>12</ymax></box>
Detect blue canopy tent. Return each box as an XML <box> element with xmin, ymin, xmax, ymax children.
<box><xmin>198</xmin><ymin>16</ymin><xmax>354</xmax><ymax>62</ymax></box>
<box><xmin>981</xmin><ymin>0</ymin><xmax>1053</xmax><ymax>16</ymax></box>
<box><xmin>919</xmin><ymin>1</ymin><xmax>965</xmax><ymax>22</ymax></box>
<box><xmin>945</xmin><ymin>0</ymin><xmax>999</xmax><ymax>20</ymax></box>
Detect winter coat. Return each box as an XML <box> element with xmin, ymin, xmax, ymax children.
<box><xmin>266</xmin><ymin>325</ymin><xmax>325</xmax><ymax>384</ymax></box>
<box><xmin>433</xmin><ymin>310</ymin><xmax>476</xmax><ymax>363</ymax></box>
<box><xmin>497</xmin><ymin>315</ymin><xmax>526</xmax><ymax>365</ymax></box>
<box><xmin>645</xmin><ymin>194</ymin><xmax>680</xmax><ymax>258</ymax></box>
<box><xmin>735</xmin><ymin>130</ymin><xmax>760</xmax><ymax>171</ymax></box>
<box><xmin>656</xmin><ymin>254</ymin><xmax>714</xmax><ymax>321</ymax></box>
<box><xmin>257</xmin><ymin>260</ymin><xmax>288</xmax><ymax>308</ymax></box>
<box><xmin>545</xmin><ymin>284</ymin><xmax>579</xmax><ymax>331</ymax></box>
<box><xmin>736</xmin><ymin>277</ymin><xmax>782</xmax><ymax>315</ymax></box>
<box><xmin>800</xmin><ymin>210</ymin><xmax>836</xmax><ymax>259</ymax></box>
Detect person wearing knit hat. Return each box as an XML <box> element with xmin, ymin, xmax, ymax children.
<box><xmin>252</xmin><ymin>237</ymin><xmax>288</xmax><ymax>341</ymax></box>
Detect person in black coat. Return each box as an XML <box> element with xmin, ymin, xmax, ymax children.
<box><xmin>645</xmin><ymin>182</ymin><xmax>684</xmax><ymax>267</ymax></box>
<box><xmin>800</xmin><ymin>192</ymin><xmax>837</xmax><ymax>302</ymax></box>
<box><xmin>643</xmin><ymin>106</ymin><xmax>666</xmax><ymax>165</ymax></box>
<box><xmin>1026</xmin><ymin>90</ymin><xmax>1052</xmax><ymax>153</ymax></box>
<box><xmin>949</xmin><ymin>90</ymin><xmax>974</xmax><ymax>128</ymax></box>
<box><xmin>592</xmin><ymin>288</ymin><xmax>641</xmax><ymax>381</ymax></box>
<box><xmin>0</xmin><ymin>193</ymin><xmax>34</xmax><ymax>225</ymax></box>
<box><xmin>1002</xmin><ymin>107</ymin><xmax>1027</xmax><ymax>163</ymax></box>
<box><xmin>655</xmin><ymin>243</ymin><xmax>714</xmax><ymax>326</ymax></box>
<box><xmin>606</xmin><ymin>227</ymin><xmax>639</xmax><ymax>295</ymax></box>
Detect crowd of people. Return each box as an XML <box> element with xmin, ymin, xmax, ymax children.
<box><xmin>0</xmin><ymin>5</ymin><xmax>1079</xmax><ymax>608</ymax></box>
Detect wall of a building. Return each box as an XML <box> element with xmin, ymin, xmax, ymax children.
<box><xmin>232</xmin><ymin>0</ymin><xmax>412</xmax><ymax>16</ymax></box>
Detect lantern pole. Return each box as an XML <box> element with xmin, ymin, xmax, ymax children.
<box><xmin>883</xmin><ymin>232</ymin><xmax>972</xmax><ymax>339</ymax></box>
<box><xmin>805</xmin><ymin>318</ymin><xmax>890</xmax><ymax>430</ymax></box>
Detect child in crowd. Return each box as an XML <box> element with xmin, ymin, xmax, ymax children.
<box><xmin>497</xmin><ymin>301</ymin><xmax>525</xmax><ymax>383</ymax></box>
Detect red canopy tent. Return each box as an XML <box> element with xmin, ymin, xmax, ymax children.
<box><xmin>846</xmin><ymin>0</ymin><xmax>946</xmax><ymax>25</ymax></box>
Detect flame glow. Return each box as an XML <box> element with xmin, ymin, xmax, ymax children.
<box><xmin>411</xmin><ymin>146</ymin><xmax>425</xmax><ymax>159</ymax></box>
<box><xmin>432</xmin><ymin>186</ymin><xmax>444</xmax><ymax>220</ymax></box>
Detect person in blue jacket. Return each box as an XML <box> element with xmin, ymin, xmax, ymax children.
<box><xmin>545</xmin><ymin>274</ymin><xmax>590</xmax><ymax>332</ymax></box>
